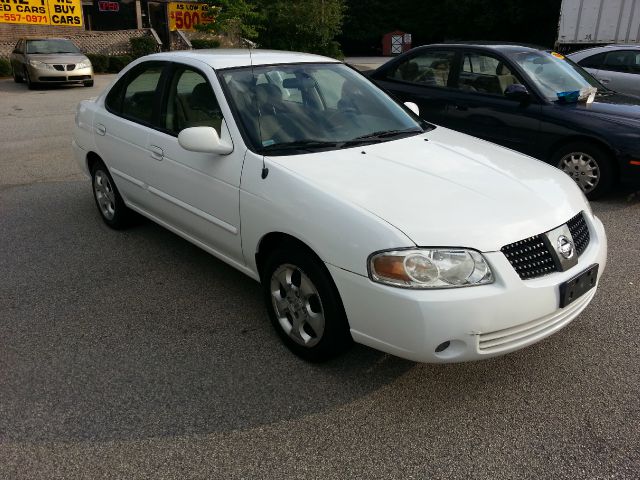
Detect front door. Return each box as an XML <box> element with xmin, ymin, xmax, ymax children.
<box><xmin>145</xmin><ymin>61</ymin><xmax>244</xmax><ymax>264</ymax></box>
<box><xmin>442</xmin><ymin>50</ymin><xmax>542</xmax><ymax>156</ymax></box>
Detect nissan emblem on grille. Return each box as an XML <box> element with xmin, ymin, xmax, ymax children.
<box><xmin>557</xmin><ymin>235</ymin><xmax>575</xmax><ymax>259</ymax></box>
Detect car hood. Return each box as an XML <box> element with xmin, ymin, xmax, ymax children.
<box><xmin>564</xmin><ymin>93</ymin><xmax>640</xmax><ymax>128</ymax></box>
<box><xmin>28</xmin><ymin>53</ymin><xmax>88</xmax><ymax>64</ymax></box>
<box><xmin>269</xmin><ymin>127</ymin><xmax>587</xmax><ymax>252</ymax></box>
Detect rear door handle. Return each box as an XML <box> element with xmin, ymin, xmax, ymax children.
<box><xmin>95</xmin><ymin>124</ymin><xmax>106</xmax><ymax>136</ymax></box>
<box><xmin>149</xmin><ymin>145</ymin><xmax>164</xmax><ymax>161</ymax></box>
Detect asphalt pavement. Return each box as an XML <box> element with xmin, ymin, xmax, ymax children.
<box><xmin>0</xmin><ymin>74</ymin><xmax>639</xmax><ymax>479</ymax></box>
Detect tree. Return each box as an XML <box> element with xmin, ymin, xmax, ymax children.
<box><xmin>195</xmin><ymin>0</ymin><xmax>263</xmax><ymax>45</ymax></box>
<box><xmin>256</xmin><ymin>0</ymin><xmax>345</xmax><ymax>58</ymax></box>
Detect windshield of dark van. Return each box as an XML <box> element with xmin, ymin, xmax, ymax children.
<box><xmin>219</xmin><ymin>63</ymin><xmax>427</xmax><ymax>155</ymax></box>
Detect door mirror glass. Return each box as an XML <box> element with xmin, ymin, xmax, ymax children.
<box><xmin>178</xmin><ymin>126</ymin><xmax>233</xmax><ymax>155</ymax></box>
<box><xmin>404</xmin><ymin>101</ymin><xmax>420</xmax><ymax>116</ymax></box>
<box><xmin>504</xmin><ymin>84</ymin><xmax>530</xmax><ymax>102</ymax></box>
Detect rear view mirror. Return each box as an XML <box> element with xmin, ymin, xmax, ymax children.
<box><xmin>178</xmin><ymin>127</ymin><xmax>233</xmax><ymax>155</ymax></box>
<box><xmin>504</xmin><ymin>84</ymin><xmax>531</xmax><ymax>103</ymax></box>
<box><xmin>404</xmin><ymin>101</ymin><xmax>420</xmax><ymax>116</ymax></box>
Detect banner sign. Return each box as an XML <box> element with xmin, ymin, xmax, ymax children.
<box><xmin>168</xmin><ymin>2</ymin><xmax>212</xmax><ymax>31</ymax></box>
<box><xmin>0</xmin><ymin>0</ymin><xmax>83</xmax><ymax>27</ymax></box>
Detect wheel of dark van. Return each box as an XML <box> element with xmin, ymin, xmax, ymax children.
<box><xmin>262</xmin><ymin>245</ymin><xmax>353</xmax><ymax>362</ymax></box>
<box><xmin>552</xmin><ymin>142</ymin><xmax>614</xmax><ymax>200</ymax></box>
<box><xmin>90</xmin><ymin>161</ymin><xmax>134</xmax><ymax>229</ymax></box>
<box><xmin>84</xmin><ymin>80</ymin><xmax>94</xmax><ymax>87</ymax></box>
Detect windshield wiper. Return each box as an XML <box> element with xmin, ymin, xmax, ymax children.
<box><xmin>257</xmin><ymin>139</ymin><xmax>339</xmax><ymax>154</ymax></box>
<box><xmin>341</xmin><ymin>128</ymin><xmax>423</xmax><ymax>147</ymax></box>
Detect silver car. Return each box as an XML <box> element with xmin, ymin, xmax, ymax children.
<box><xmin>568</xmin><ymin>45</ymin><xmax>640</xmax><ymax>97</ymax></box>
<box><xmin>10</xmin><ymin>37</ymin><xmax>94</xmax><ymax>89</ymax></box>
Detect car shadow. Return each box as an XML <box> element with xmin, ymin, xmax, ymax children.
<box><xmin>0</xmin><ymin>181</ymin><xmax>415</xmax><ymax>443</ymax></box>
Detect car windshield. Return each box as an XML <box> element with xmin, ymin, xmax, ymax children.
<box><xmin>508</xmin><ymin>51</ymin><xmax>604</xmax><ymax>102</ymax></box>
<box><xmin>26</xmin><ymin>39</ymin><xmax>80</xmax><ymax>54</ymax></box>
<box><xmin>219</xmin><ymin>63</ymin><xmax>427</xmax><ymax>155</ymax></box>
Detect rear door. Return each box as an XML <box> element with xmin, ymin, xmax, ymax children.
<box><xmin>371</xmin><ymin>48</ymin><xmax>459</xmax><ymax>126</ymax></box>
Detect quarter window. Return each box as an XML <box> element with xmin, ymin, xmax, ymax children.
<box><xmin>458</xmin><ymin>53</ymin><xmax>519</xmax><ymax>95</ymax></box>
<box><xmin>389</xmin><ymin>51</ymin><xmax>455</xmax><ymax>88</ymax></box>
<box><xmin>162</xmin><ymin>67</ymin><xmax>223</xmax><ymax>135</ymax></box>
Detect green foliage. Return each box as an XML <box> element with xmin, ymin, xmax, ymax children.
<box><xmin>190</xmin><ymin>39</ymin><xmax>221</xmax><ymax>49</ymax></box>
<box><xmin>0</xmin><ymin>58</ymin><xmax>11</xmax><ymax>77</ymax></box>
<box><xmin>195</xmin><ymin>0</ymin><xmax>262</xmax><ymax>44</ymax></box>
<box><xmin>108</xmin><ymin>55</ymin><xmax>132</xmax><ymax>73</ymax></box>
<box><xmin>130</xmin><ymin>36</ymin><xmax>158</xmax><ymax>59</ymax></box>
<box><xmin>256</xmin><ymin>0</ymin><xmax>345</xmax><ymax>57</ymax></box>
<box><xmin>87</xmin><ymin>54</ymin><xmax>109</xmax><ymax>73</ymax></box>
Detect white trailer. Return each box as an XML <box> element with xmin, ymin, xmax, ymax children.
<box><xmin>557</xmin><ymin>0</ymin><xmax>640</xmax><ymax>51</ymax></box>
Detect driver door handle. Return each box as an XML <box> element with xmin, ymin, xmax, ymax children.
<box><xmin>599</xmin><ymin>78</ymin><xmax>611</xmax><ymax>84</ymax></box>
<box><xmin>95</xmin><ymin>124</ymin><xmax>106</xmax><ymax>136</ymax></box>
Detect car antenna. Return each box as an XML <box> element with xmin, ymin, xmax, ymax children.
<box><xmin>249</xmin><ymin>45</ymin><xmax>269</xmax><ymax>179</ymax></box>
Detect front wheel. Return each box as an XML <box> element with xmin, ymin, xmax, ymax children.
<box><xmin>12</xmin><ymin>66</ymin><xmax>23</xmax><ymax>83</ymax></box>
<box><xmin>552</xmin><ymin>143</ymin><xmax>614</xmax><ymax>200</ymax></box>
<box><xmin>83</xmin><ymin>80</ymin><xmax>94</xmax><ymax>87</ymax></box>
<box><xmin>24</xmin><ymin>68</ymin><xmax>35</xmax><ymax>90</ymax></box>
<box><xmin>262</xmin><ymin>246</ymin><xmax>352</xmax><ymax>362</ymax></box>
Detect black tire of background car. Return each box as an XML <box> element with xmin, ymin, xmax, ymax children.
<box><xmin>24</xmin><ymin>68</ymin><xmax>35</xmax><ymax>90</ymax></box>
<box><xmin>12</xmin><ymin>67</ymin><xmax>24</xmax><ymax>83</ymax></box>
<box><xmin>552</xmin><ymin>142</ymin><xmax>614</xmax><ymax>200</ymax></box>
<box><xmin>84</xmin><ymin>80</ymin><xmax>94</xmax><ymax>88</ymax></box>
<box><xmin>90</xmin><ymin>161</ymin><xmax>136</xmax><ymax>229</ymax></box>
<box><xmin>261</xmin><ymin>245</ymin><xmax>353</xmax><ymax>362</ymax></box>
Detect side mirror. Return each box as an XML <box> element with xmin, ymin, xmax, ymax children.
<box><xmin>504</xmin><ymin>84</ymin><xmax>531</xmax><ymax>103</ymax></box>
<box><xmin>404</xmin><ymin>101</ymin><xmax>420</xmax><ymax>116</ymax></box>
<box><xmin>178</xmin><ymin>126</ymin><xmax>233</xmax><ymax>155</ymax></box>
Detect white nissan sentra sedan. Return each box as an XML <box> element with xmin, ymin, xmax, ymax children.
<box><xmin>72</xmin><ymin>50</ymin><xmax>607</xmax><ymax>363</ymax></box>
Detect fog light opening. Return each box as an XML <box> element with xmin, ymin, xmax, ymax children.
<box><xmin>435</xmin><ymin>341</ymin><xmax>451</xmax><ymax>353</ymax></box>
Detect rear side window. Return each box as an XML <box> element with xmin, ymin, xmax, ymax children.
<box><xmin>577</xmin><ymin>52</ymin><xmax>605</xmax><ymax>69</ymax></box>
<box><xmin>387</xmin><ymin>50</ymin><xmax>456</xmax><ymax>88</ymax></box>
<box><xmin>106</xmin><ymin>62</ymin><xmax>165</xmax><ymax>125</ymax></box>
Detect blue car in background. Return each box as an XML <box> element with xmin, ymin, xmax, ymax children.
<box><xmin>370</xmin><ymin>43</ymin><xmax>640</xmax><ymax>199</ymax></box>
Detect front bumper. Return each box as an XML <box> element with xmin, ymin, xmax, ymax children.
<box><xmin>28</xmin><ymin>65</ymin><xmax>93</xmax><ymax>83</ymax></box>
<box><xmin>328</xmin><ymin>214</ymin><xmax>607</xmax><ymax>363</ymax></box>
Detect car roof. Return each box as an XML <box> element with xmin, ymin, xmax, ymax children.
<box><xmin>143</xmin><ymin>49</ymin><xmax>340</xmax><ymax>70</ymax></box>
<box><xmin>417</xmin><ymin>42</ymin><xmax>548</xmax><ymax>52</ymax></box>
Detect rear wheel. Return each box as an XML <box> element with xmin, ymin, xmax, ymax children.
<box><xmin>553</xmin><ymin>142</ymin><xmax>614</xmax><ymax>199</ymax></box>
<box><xmin>261</xmin><ymin>245</ymin><xmax>352</xmax><ymax>362</ymax></box>
<box><xmin>90</xmin><ymin>161</ymin><xmax>135</xmax><ymax>229</ymax></box>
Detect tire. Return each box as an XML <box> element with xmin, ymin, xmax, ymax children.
<box><xmin>84</xmin><ymin>80</ymin><xmax>94</xmax><ymax>87</ymax></box>
<box><xmin>12</xmin><ymin>67</ymin><xmax>23</xmax><ymax>83</ymax></box>
<box><xmin>90</xmin><ymin>161</ymin><xmax>135</xmax><ymax>229</ymax></box>
<box><xmin>24</xmin><ymin>68</ymin><xmax>35</xmax><ymax>90</ymax></box>
<box><xmin>261</xmin><ymin>245</ymin><xmax>352</xmax><ymax>362</ymax></box>
<box><xmin>552</xmin><ymin>142</ymin><xmax>614</xmax><ymax>200</ymax></box>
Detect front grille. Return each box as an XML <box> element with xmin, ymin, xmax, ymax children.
<box><xmin>53</xmin><ymin>64</ymin><xmax>65</xmax><ymax>71</ymax></box>
<box><xmin>68</xmin><ymin>75</ymin><xmax>91</xmax><ymax>80</ymax></box>
<box><xmin>567</xmin><ymin>212</ymin><xmax>590</xmax><ymax>256</ymax></box>
<box><xmin>67</xmin><ymin>64</ymin><xmax>76</xmax><ymax>71</ymax></box>
<box><xmin>501</xmin><ymin>234</ymin><xmax>558</xmax><ymax>280</ymax></box>
<box><xmin>502</xmin><ymin>212</ymin><xmax>590</xmax><ymax>280</ymax></box>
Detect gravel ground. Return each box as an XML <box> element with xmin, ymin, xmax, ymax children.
<box><xmin>0</xmin><ymin>75</ymin><xmax>639</xmax><ymax>479</ymax></box>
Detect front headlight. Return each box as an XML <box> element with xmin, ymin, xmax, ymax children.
<box><xmin>76</xmin><ymin>59</ymin><xmax>92</xmax><ymax>69</ymax></box>
<box><xmin>368</xmin><ymin>248</ymin><xmax>494</xmax><ymax>289</ymax></box>
<box><xmin>29</xmin><ymin>60</ymin><xmax>55</xmax><ymax>70</ymax></box>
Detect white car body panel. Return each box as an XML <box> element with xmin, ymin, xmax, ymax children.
<box><xmin>72</xmin><ymin>50</ymin><xmax>607</xmax><ymax>363</ymax></box>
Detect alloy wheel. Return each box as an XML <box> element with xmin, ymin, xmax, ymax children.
<box><xmin>270</xmin><ymin>264</ymin><xmax>325</xmax><ymax>347</ymax></box>
<box><xmin>93</xmin><ymin>170</ymin><xmax>116</xmax><ymax>220</ymax></box>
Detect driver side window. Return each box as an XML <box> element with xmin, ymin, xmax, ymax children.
<box><xmin>457</xmin><ymin>52</ymin><xmax>519</xmax><ymax>95</ymax></box>
<box><xmin>162</xmin><ymin>67</ymin><xmax>223</xmax><ymax>136</ymax></box>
